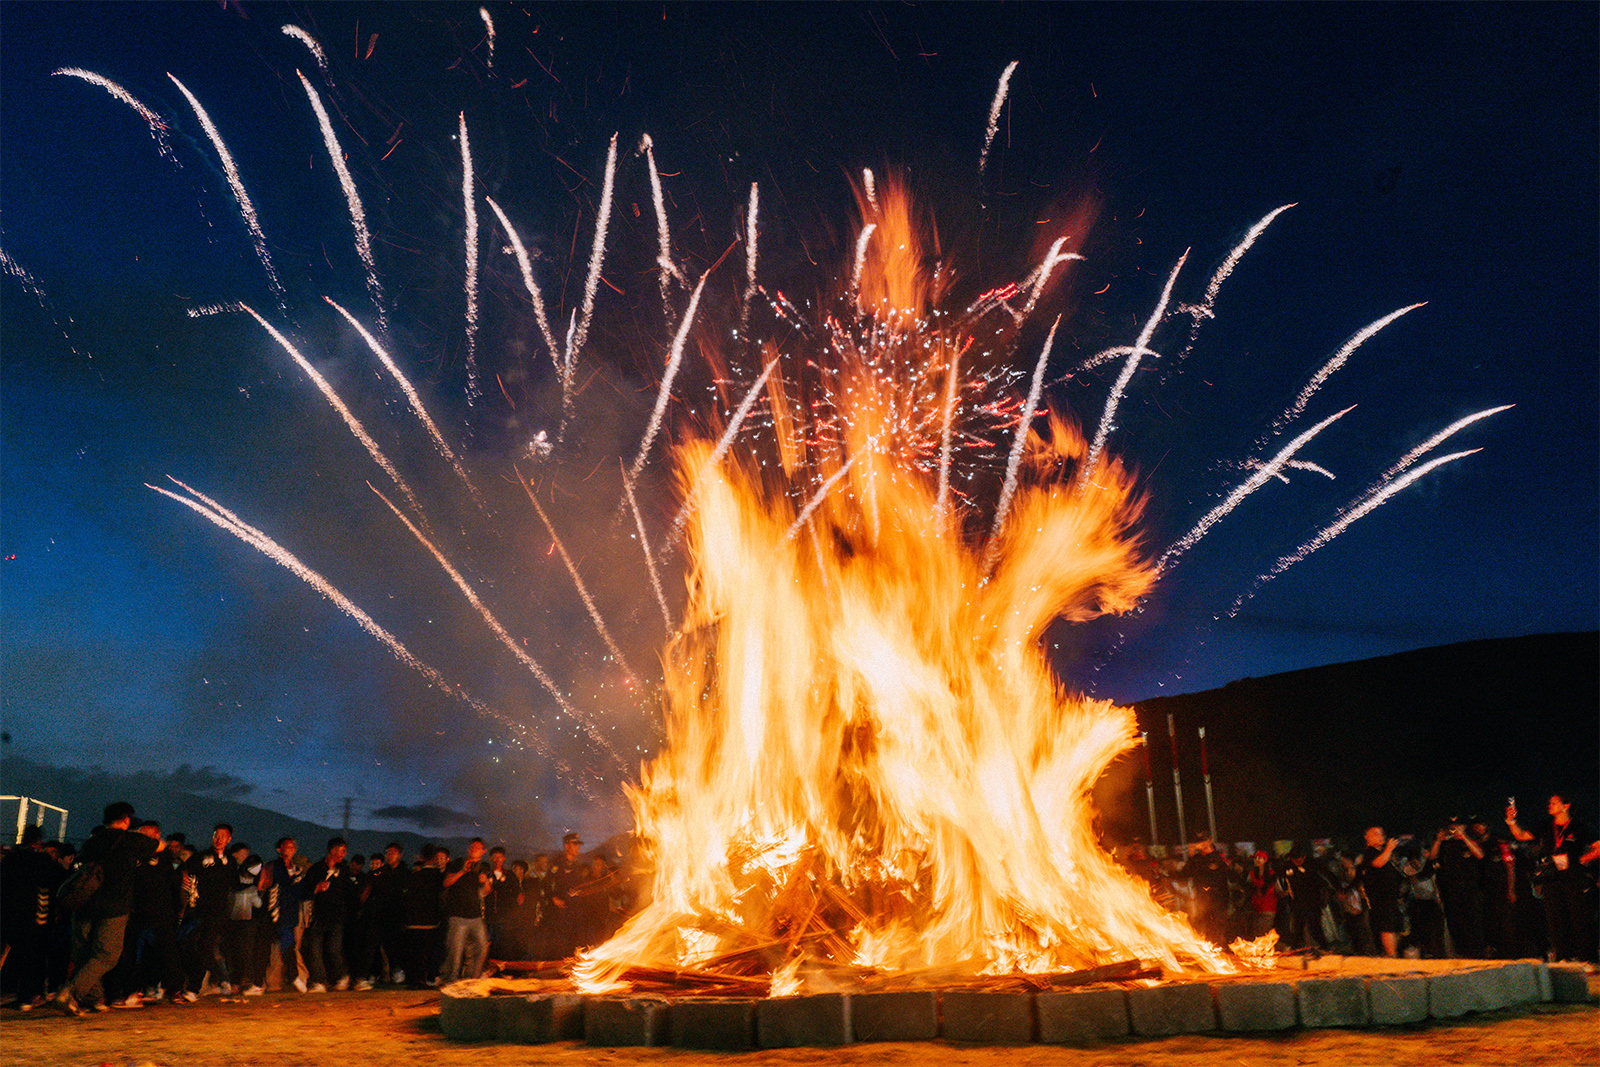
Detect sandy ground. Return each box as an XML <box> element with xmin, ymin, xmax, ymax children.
<box><xmin>3</xmin><ymin>982</ymin><xmax>1596</xmax><ymax>1067</ymax></box>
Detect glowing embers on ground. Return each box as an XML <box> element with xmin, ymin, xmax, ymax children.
<box><xmin>575</xmin><ymin>189</ymin><xmax>1230</xmax><ymax>995</ymax></box>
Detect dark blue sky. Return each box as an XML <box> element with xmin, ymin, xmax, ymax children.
<box><xmin>3</xmin><ymin>2</ymin><xmax>1595</xmax><ymax>844</ymax></box>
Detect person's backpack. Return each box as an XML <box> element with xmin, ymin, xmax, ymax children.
<box><xmin>57</xmin><ymin>859</ymin><xmax>105</xmax><ymax>911</ymax></box>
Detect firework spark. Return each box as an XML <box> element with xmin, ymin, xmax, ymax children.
<box><xmin>1174</xmin><ymin>203</ymin><xmax>1295</xmax><ymax>363</ymax></box>
<box><xmin>53</xmin><ymin>68</ymin><xmax>175</xmax><ymax>162</ymax></box>
<box><xmin>281</xmin><ymin>25</ymin><xmax>329</xmax><ymax>75</ymax></box>
<box><xmin>566</xmin><ymin>133</ymin><xmax>620</xmax><ymax>435</ymax></box>
<box><xmin>984</xmin><ymin>316</ymin><xmax>1061</xmax><ymax>569</ymax></box>
<box><xmin>628</xmin><ymin>270</ymin><xmax>709</xmax><ymax>486</ymax></box>
<box><xmin>459</xmin><ymin>112</ymin><xmax>481</xmax><ymax>408</ymax></box>
<box><xmin>484</xmin><ymin>195</ymin><xmax>564</xmax><ymax>379</ymax></box>
<box><xmin>1268</xmin><ymin>302</ymin><xmax>1426</xmax><ymax>436</ymax></box>
<box><xmin>641</xmin><ymin>135</ymin><xmax>688</xmax><ymax>321</ymax></box>
<box><xmin>298</xmin><ymin>72</ymin><xmax>385</xmax><ymax>335</ymax></box>
<box><xmin>479</xmin><ymin>7</ymin><xmax>496</xmax><ymax>70</ymax></box>
<box><xmin>980</xmin><ymin>60</ymin><xmax>1019</xmax><ymax>175</ymax></box>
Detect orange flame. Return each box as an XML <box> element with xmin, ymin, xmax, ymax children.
<box><xmin>576</xmin><ymin>184</ymin><xmax>1230</xmax><ymax>993</ymax></box>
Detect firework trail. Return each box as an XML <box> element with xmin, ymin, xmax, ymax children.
<box><xmin>150</xmin><ymin>479</ymin><xmax>585</xmax><ymax>780</ymax></box>
<box><xmin>784</xmin><ymin>456</ymin><xmax>857</xmax><ymax>544</ymax></box>
<box><xmin>983</xmin><ymin>317</ymin><xmax>1061</xmax><ymax>572</ymax></box>
<box><xmin>367</xmin><ymin>482</ymin><xmax>624</xmax><ymax>768</ymax></box>
<box><xmin>240</xmin><ymin>304</ymin><xmax>425</xmax><ymax>520</ymax></box>
<box><xmin>622</xmin><ymin>463</ymin><xmax>674</xmax><ymax>630</ymax></box>
<box><xmin>521</xmin><ymin>482</ymin><xmax>643</xmax><ymax>688</ymax></box>
<box><xmin>1082</xmin><ymin>251</ymin><xmax>1189</xmax><ymax>484</ymax></box>
<box><xmin>168</xmin><ymin>74</ymin><xmax>285</xmax><ymax>310</ymax></box>
<box><xmin>457</xmin><ymin>113</ymin><xmax>484</xmax><ymax>410</ymax></box>
<box><xmin>1267</xmin><ymin>303</ymin><xmax>1426</xmax><ymax>437</ymax></box>
<box><xmin>850</xmin><ymin>223</ymin><xmax>877</xmax><ymax>298</ymax></box>
<box><xmin>1378</xmin><ymin>405</ymin><xmax>1513</xmax><ymax>482</ymax></box>
<box><xmin>299</xmin><ymin>73</ymin><xmax>386</xmax><ymax>335</ymax></box>
<box><xmin>1247</xmin><ymin>457</ymin><xmax>1336</xmax><ymax>485</ymax></box>
<box><xmin>1174</xmin><ymin>203</ymin><xmax>1295</xmax><ymax>363</ymax></box>
<box><xmin>1</xmin><ymin>246</ymin><xmax>80</xmax><ymax>355</ymax></box>
<box><xmin>281</xmin><ymin>25</ymin><xmax>329</xmax><ymax>76</ymax></box>
<box><xmin>664</xmin><ymin>358</ymin><xmax>780</xmax><ymax>552</ymax></box>
<box><xmin>641</xmin><ymin>135</ymin><xmax>688</xmax><ymax>321</ymax></box>
<box><xmin>1019</xmin><ymin>237</ymin><xmax>1082</xmax><ymax>321</ymax></box>
<box><xmin>979</xmin><ymin>60</ymin><xmax>1019</xmax><ymax>176</ymax></box>
<box><xmin>53</xmin><ymin>69</ymin><xmax>175</xmax><ymax>162</ymax></box>
<box><xmin>483</xmin><ymin>196</ymin><xmax>564</xmax><ymax>381</ymax></box>
<box><xmin>862</xmin><ymin>167</ymin><xmax>879</xmax><ymax>213</ymax></box>
<box><xmin>565</xmin><ymin>133</ymin><xmax>619</xmax><ymax>435</ymax></box>
<box><xmin>741</xmin><ymin>182</ymin><xmax>760</xmax><ymax>334</ymax></box>
<box><xmin>629</xmin><ymin>270</ymin><xmax>709</xmax><ymax>486</ymax></box>
<box><xmin>186</xmin><ymin>302</ymin><xmax>244</xmax><ymax>318</ymax></box>
<box><xmin>1158</xmin><ymin>405</ymin><xmax>1356</xmax><ymax>573</ymax></box>
<box><xmin>1229</xmin><ymin>448</ymin><xmax>1483</xmax><ymax>615</ymax></box>
<box><xmin>323</xmin><ymin>297</ymin><xmax>480</xmax><ymax>502</ymax></box>
<box><xmin>479</xmin><ymin>7</ymin><xmax>496</xmax><ymax>70</ymax></box>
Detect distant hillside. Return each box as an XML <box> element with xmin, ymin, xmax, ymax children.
<box><xmin>1102</xmin><ymin>632</ymin><xmax>1598</xmax><ymax>847</ymax></box>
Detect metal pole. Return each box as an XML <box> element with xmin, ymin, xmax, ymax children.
<box><xmin>1167</xmin><ymin>713</ymin><xmax>1187</xmax><ymax>845</ymax></box>
<box><xmin>1139</xmin><ymin>731</ymin><xmax>1159</xmax><ymax>847</ymax></box>
<box><xmin>14</xmin><ymin>798</ymin><xmax>25</xmax><ymax>846</ymax></box>
<box><xmin>1200</xmin><ymin>726</ymin><xmax>1217</xmax><ymax>843</ymax></box>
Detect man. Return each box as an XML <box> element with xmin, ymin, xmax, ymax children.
<box><xmin>402</xmin><ymin>845</ymin><xmax>446</xmax><ymax>988</ymax></box>
<box><xmin>302</xmin><ymin>838</ymin><xmax>356</xmax><ymax>992</ymax></box>
<box><xmin>263</xmin><ymin>837</ymin><xmax>304</xmax><ymax>992</ymax></box>
<box><xmin>1</xmin><ymin>825</ymin><xmax>66</xmax><ymax>1010</ymax></box>
<box><xmin>546</xmin><ymin>832</ymin><xmax>588</xmax><ymax>959</ymax></box>
<box><xmin>116</xmin><ymin>818</ymin><xmax>188</xmax><ymax>1005</ymax></box>
<box><xmin>439</xmin><ymin>838</ymin><xmax>491</xmax><ymax>983</ymax></box>
<box><xmin>53</xmin><ymin>802</ymin><xmax>160</xmax><ymax>1015</ymax></box>
<box><xmin>183</xmin><ymin>823</ymin><xmax>238</xmax><ymax>994</ymax></box>
<box><xmin>362</xmin><ymin>842</ymin><xmax>411</xmax><ymax>986</ymax></box>
<box><xmin>224</xmin><ymin>842</ymin><xmax>267</xmax><ymax>994</ymax></box>
<box><xmin>1355</xmin><ymin>827</ymin><xmax>1403</xmax><ymax>958</ymax></box>
<box><xmin>1507</xmin><ymin>794</ymin><xmax>1600</xmax><ymax>962</ymax></box>
<box><xmin>1430</xmin><ymin>816</ymin><xmax>1485</xmax><ymax>958</ymax></box>
<box><xmin>1178</xmin><ymin>835</ymin><xmax>1230</xmax><ymax>945</ymax></box>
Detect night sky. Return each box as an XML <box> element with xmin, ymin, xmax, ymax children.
<box><xmin>3</xmin><ymin>2</ymin><xmax>1595</xmax><ymax>844</ymax></box>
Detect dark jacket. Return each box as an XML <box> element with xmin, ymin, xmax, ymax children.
<box><xmin>77</xmin><ymin>827</ymin><xmax>160</xmax><ymax>920</ymax></box>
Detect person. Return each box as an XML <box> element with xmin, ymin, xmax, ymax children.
<box><xmin>1280</xmin><ymin>848</ymin><xmax>1327</xmax><ymax>952</ymax></box>
<box><xmin>115</xmin><ymin>818</ymin><xmax>188</xmax><ymax>1005</ymax></box>
<box><xmin>1507</xmin><ymin>794</ymin><xmax>1599</xmax><ymax>962</ymax></box>
<box><xmin>401</xmin><ymin>845</ymin><xmax>446</xmax><ymax>988</ymax></box>
<box><xmin>1178</xmin><ymin>835</ymin><xmax>1230</xmax><ymax>944</ymax></box>
<box><xmin>1354</xmin><ymin>827</ymin><xmax>1403</xmax><ymax>958</ymax></box>
<box><xmin>182</xmin><ymin>823</ymin><xmax>238</xmax><ymax>994</ymax></box>
<box><xmin>1430</xmin><ymin>816</ymin><xmax>1486</xmax><ymax>958</ymax></box>
<box><xmin>1244</xmin><ymin>850</ymin><xmax>1278</xmax><ymax>939</ymax></box>
<box><xmin>1471</xmin><ymin>816</ymin><xmax>1518</xmax><ymax>958</ymax></box>
<box><xmin>359</xmin><ymin>843</ymin><xmax>410</xmax><ymax>987</ymax></box>
<box><xmin>53</xmin><ymin>802</ymin><xmax>160</xmax><ymax>1015</ymax></box>
<box><xmin>302</xmin><ymin>838</ymin><xmax>356</xmax><ymax>992</ymax></box>
<box><xmin>1</xmin><ymin>825</ymin><xmax>67</xmax><ymax>1010</ymax></box>
<box><xmin>439</xmin><ymin>838</ymin><xmax>491</xmax><ymax>983</ymax></box>
<box><xmin>224</xmin><ymin>842</ymin><xmax>267</xmax><ymax>995</ymax></box>
<box><xmin>546</xmin><ymin>832</ymin><xmax>588</xmax><ymax>958</ymax></box>
<box><xmin>484</xmin><ymin>846</ymin><xmax>510</xmax><ymax>956</ymax></box>
<box><xmin>263</xmin><ymin>837</ymin><xmax>304</xmax><ymax>992</ymax></box>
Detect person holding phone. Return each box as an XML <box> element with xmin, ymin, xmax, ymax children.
<box><xmin>1506</xmin><ymin>794</ymin><xmax>1599</xmax><ymax>963</ymax></box>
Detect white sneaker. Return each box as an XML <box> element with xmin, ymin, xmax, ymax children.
<box><xmin>111</xmin><ymin>993</ymin><xmax>145</xmax><ymax>1009</ymax></box>
<box><xmin>292</xmin><ymin>976</ymin><xmax>307</xmax><ymax>993</ymax></box>
<box><xmin>198</xmin><ymin>981</ymin><xmax>220</xmax><ymax>997</ymax></box>
<box><xmin>389</xmin><ymin>968</ymin><xmax>405</xmax><ymax>985</ymax></box>
<box><xmin>333</xmin><ymin>976</ymin><xmax>350</xmax><ymax>991</ymax></box>
<box><xmin>242</xmin><ymin>985</ymin><xmax>265</xmax><ymax>997</ymax></box>
<box><xmin>180</xmin><ymin>990</ymin><xmax>199</xmax><ymax>1003</ymax></box>
<box><xmin>353</xmin><ymin>979</ymin><xmax>373</xmax><ymax>991</ymax></box>
<box><xmin>308</xmin><ymin>983</ymin><xmax>327</xmax><ymax>994</ymax></box>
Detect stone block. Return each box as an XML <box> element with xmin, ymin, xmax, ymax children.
<box><xmin>585</xmin><ymin>997</ymin><xmax>670</xmax><ymax>1046</ymax></box>
<box><xmin>1428</xmin><ymin>969</ymin><xmax>1475</xmax><ymax>1018</ymax></box>
<box><xmin>1215</xmin><ymin>980</ymin><xmax>1297</xmax><ymax>1032</ymax></box>
<box><xmin>1499</xmin><ymin>962</ymin><xmax>1540</xmax><ymax>1007</ymax></box>
<box><xmin>1548</xmin><ymin>963</ymin><xmax>1591</xmax><ymax>1004</ymax></box>
<box><xmin>756</xmin><ymin>993</ymin><xmax>851</xmax><ymax>1047</ymax></box>
<box><xmin>939</xmin><ymin>990</ymin><xmax>1035</xmax><ymax>1044</ymax></box>
<box><xmin>1036</xmin><ymin>987</ymin><xmax>1130</xmax><ymax>1043</ymax></box>
<box><xmin>1367</xmin><ymin>974</ymin><xmax>1428</xmax><ymax>1025</ymax></box>
<box><xmin>1530</xmin><ymin>960</ymin><xmax>1552</xmax><ymax>1002</ymax></box>
<box><xmin>850</xmin><ymin>990</ymin><xmax>939</xmax><ymax>1042</ymax></box>
<box><xmin>670</xmin><ymin>997</ymin><xmax>757</xmax><ymax>1050</ymax></box>
<box><xmin>501</xmin><ymin>992</ymin><xmax>585</xmax><ymax>1042</ymax></box>
<box><xmin>438</xmin><ymin>990</ymin><xmax>500</xmax><ymax>1041</ymax></box>
<box><xmin>1298</xmin><ymin>975</ymin><xmax>1370</xmax><ymax>1028</ymax></box>
<box><xmin>1126</xmin><ymin>982</ymin><xmax>1216</xmax><ymax>1037</ymax></box>
<box><xmin>1464</xmin><ymin>965</ymin><xmax>1516</xmax><ymax>1012</ymax></box>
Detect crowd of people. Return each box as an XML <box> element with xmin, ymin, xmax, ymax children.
<box><xmin>0</xmin><ymin>805</ymin><xmax>634</xmax><ymax>1014</ymax></box>
<box><xmin>3</xmin><ymin>790</ymin><xmax>1595</xmax><ymax>1016</ymax></box>
<box><xmin>1117</xmin><ymin>793</ymin><xmax>1599</xmax><ymax>965</ymax></box>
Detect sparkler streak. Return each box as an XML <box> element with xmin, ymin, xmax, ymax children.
<box><xmin>52</xmin><ymin>69</ymin><xmax>174</xmax><ymax>162</ymax></box>
<box><xmin>1082</xmin><ymin>252</ymin><xmax>1188</xmax><ymax>484</ymax></box>
<box><xmin>240</xmin><ymin>304</ymin><xmax>425</xmax><ymax>520</ymax></box>
<box><xmin>628</xmin><ymin>270</ymin><xmax>709</xmax><ymax>486</ymax></box>
<box><xmin>566</xmin><ymin>133</ymin><xmax>620</xmax><ymax>429</ymax></box>
<box><xmin>663</xmin><ymin>358</ymin><xmax>780</xmax><ymax>553</ymax></box>
<box><xmin>851</xmin><ymin>223</ymin><xmax>877</xmax><ymax>299</ymax></box>
<box><xmin>323</xmin><ymin>296</ymin><xmax>480</xmax><ymax>503</ymax></box>
<box><xmin>460</xmin><ymin>112</ymin><xmax>481</xmax><ymax>407</ymax></box>
<box><xmin>985</xmin><ymin>316</ymin><xmax>1061</xmax><ymax>563</ymax></box>
<box><xmin>1268</xmin><ymin>303</ymin><xmax>1426</xmax><ymax>436</ymax></box>
<box><xmin>484</xmin><ymin>196</ymin><xmax>564</xmax><ymax>377</ymax></box>
<box><xmin>741</xmin><ymin>182</ymin><xmax>759</xmax><ymax>333</ymax></box>
<box><xmin>622</xmin><ymin>463</ymin><xmax>674</xmax><ymax>630</ymax></box>
<box><xmin>479</xmin><ymin>7</ymin><xmax>495</xmax><ymax>70</ymax></box>
<box><xmin>281</xmin><ymin>25</ymin><xmax>329</xmax><ymax>76</ymax></box>
<box><xmin>979</xmin><ymin>60</ymin><xmax>1019</xmax><ymax>175</ymax></box>
<box><xmin>1159</xmin><ymin>405</ymin><xmax>1356</xmax><ymax>573</ymax></box>
<box><xmin>1175</xmin><ymin>203</ymin><xmax>1295</xmax><ymax>362</ymax></box>
<box><xmin>366</xmin><ymin>482</ymin><xmax>624</xmax><ymax>767</ymax></box>
<box><xmin>168</xmin><ymin>74</ymin><xmax>285</xmax><ymax>310</ymax></box>
<box><xmin>1378</xmin><ymin>404</ymin><xmax>1512</xmax><ymax>482</ymax></box>
<box><xmin>520</xmin><ymin>480</ymin><xmax>642</xmax><ymax>688</ymax></box>
<box><xmin>299</xmin><ymin>73</ymin><xmax>386</xmax><ymax>335</ymax></box>
<box><xmin>782</xmin><ymin>456</ymin><xmax>856</xmax><ymax>543</ymax></box>
<box><xmin>641</xmin><ymin>135</ymin><xmax>688</xmax><ymax>321</ymax></box>
<box><xmin>1019</xmin><ymin>238</ymin><xmax>1082</xmax><ymax>322</ymax></box>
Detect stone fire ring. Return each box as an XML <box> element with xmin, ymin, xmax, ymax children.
<box><xmin>436</xmin><ymin>958</ymin><xmax>1589</xmax><ymax>1048</ymax></box>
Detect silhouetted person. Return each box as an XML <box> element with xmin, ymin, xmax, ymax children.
<box><xmin>1507</xmin><ymin>794</ymin><xmax>1599</xmax><ymax>962</ymax></box>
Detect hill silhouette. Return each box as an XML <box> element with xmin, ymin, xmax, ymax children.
<box><xmin>1097</xmin><ymin>632</ymin><xmax>1598</xmax><ymax>848</ymax></box>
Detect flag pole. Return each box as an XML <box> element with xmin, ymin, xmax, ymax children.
<box><xmin>1167</xmin><ymin>712</ymin><xmax>1187</xmax><ymax>845</ymax></box>
<box><xmin>1200</xmin><ymin>725</ymin><xmax>1217</xmax><ymax>843</ymax></box>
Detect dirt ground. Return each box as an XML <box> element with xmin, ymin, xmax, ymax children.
<box><xmin>3</xmin><ymin>982</ymin><xmax>1596</xmax><ymax>1067</ymax></box>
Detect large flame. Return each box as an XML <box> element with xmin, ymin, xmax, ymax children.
<box><xmin>577</xmin><ymin>183</ymin><xmax>1229</xmax><ymax>993</ymax></box>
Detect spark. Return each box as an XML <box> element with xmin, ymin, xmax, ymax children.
<box><xmin>622</xmin><ymin>462</ymin><xmax>674</xmax><ymax>631</ymax></box>
<box><xmin>240</xmin><ymin>303</ymin><xmax>425</xmax><ymax>520</ymax></box>
<box><xmin>641</xmin><ymin>135</ymin><xmax>688</xmax><ymax>321</ymax></box>
<box><xmin>168</xmin><ymin>74</ymin><xmax>285</xmax><ymax>309</ymax></box>
<box><xmin>323</xmin><ymin>297</ymin><xmax>479</xmax><ymax>503</ymax></box>
<box><xmin>985</xmin><ymin>316</ymin><xmax>1060</xmax><ymax>567</ymax></box>
<box><xmin>784</xmin><ymin>457</ymin><xmax>856</xmax><ymax>543</ymax></box>
<box><xmin>1159</xmin><ymin>405</ymin><xmax>1356</xmax><ymax>572</ymax></box>
<box><xmin>1269</xmin><ymin>303</ymin><xmax>1426</xmax><ymax>436</ymax></box>
<box><xmin>521</xmin><ymin>481</ymin><xmax>642</xmax><ymax>688</ymax></box>
<box><xmin>628</xmin><ymin>270</ymin><xmax>709</xmax><ymax>486</ymax></box>
<box><xmin>979</xmin><ymin>60</ymin><xmax>1019</xmax><ymax>176</ymax></box>
<box><xmin>664</xmin><ymin>358</ymin><xmax>781</xmax><ymax>552</ymax></box>
<box><xmin>566</xmin><ymin>132</ymin><xmax>619</xmax><ymax>436</ymax></box>
<box><xmin>1175</xmin><ymin>203</ymin><xmax>1295</xmax><ymax>362</ymax></box>
<box><xmin>484</xmin><ymin>196</ymin><xmax>563</xmax><ymax>379</ymax></box>
<box><xmin>1378</xmin><ymin>404</ymin><xmax>1512</xmax><ymax>482</ymax></box>
<box><xmin>1082</xmin><ymin>251</ymin><xmax>1188</xmax><ymax>483</ymax></box>
<box><xmin>1231</xmin><ymin>448</ymin><xmax>1484</xmax><ymax>614</ymax></box>
<box><xmin>741</xmin><ymin>182</ymin><xmax>759</xmax><ymax>334</ymax></box>
<box><xmin>1018</xmin><ymin>237</ymin><xmax>1082</xmax><ymax>321</ymax></box>
<box><xmin>459</xmin><ymin>112</ymin><xmax>481</xmax><ymax>408</ymax></box>
<box><xmin>479</xmin><ymin>7</ymin><xmax>495</xmax><ymax>70</ymax></box>
<box><xmin>281</xmin><ymin>25</ymin><xmax>329</xmax><ymax>76</ymax></box>
<box><xmin>850</xmin><ymin>223</ymin><xmax>877</xmax><ymax>298</ymax></box>
<box><xmin>298</xmin><ymin>72</ymin><xmax>385</xmax><ymax>335</ymax></box>
<box><xmin>862</xmin><ymin>167</ymin><xmax>878</xmax><ymax>213</ymax></box>
<box><xmin>52</xmin><ymin>69</ymin><xmax>175</xmax><ymax>162</ymax></box>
